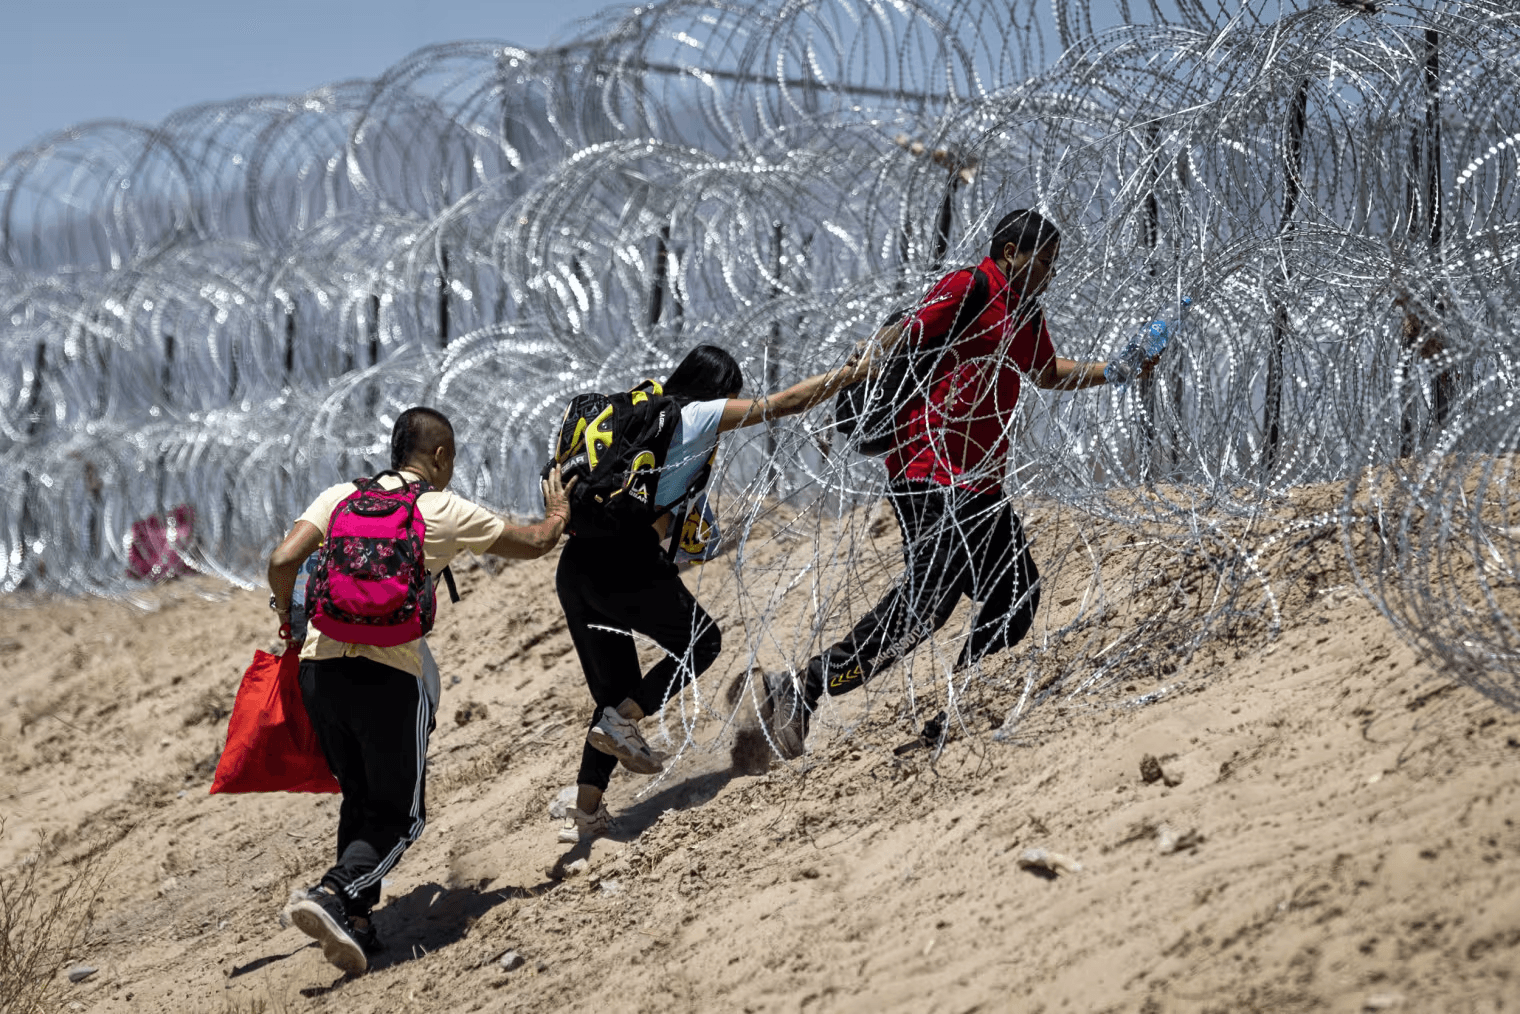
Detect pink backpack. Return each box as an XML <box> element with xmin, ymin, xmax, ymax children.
<box><xmin>307</xmin><ymin>471</ymin><xmax>436</xmax><ymax>647</ymax></box>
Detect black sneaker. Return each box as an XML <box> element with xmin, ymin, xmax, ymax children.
<box><xmin>349</xmin><ymin>917</ymin><xmax>383</xmax><ymax>957</ymax></box>
<box><xmin>761</xmin><ymin>669</ymin><xmax>810</xmax><ymax>759</ymax></box>
<box><xmin>287</xmin><ymin>885</ymin><xmax>368</xmax><ymax>974</ymax></box>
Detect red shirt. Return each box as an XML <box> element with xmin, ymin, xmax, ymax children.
<box><xmin>886</xmin><ymin>256</ymin><xmax>1057</xmax><ymax>494</ymax></box>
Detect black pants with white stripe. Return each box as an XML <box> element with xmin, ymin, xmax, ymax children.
<box><xmin>805</xmin><ymin>480</ymin><xmax>1041</xmax><ymax>702</ymax></box>
<box><xmin>556</xmin><ymin>528</ymin><xmax>723</xmax><ymax>791</ymax></box>
<box><xmin>298</xmin><ymin>656</ymin><xmax>431</xmax><ymax>917</ymax></box>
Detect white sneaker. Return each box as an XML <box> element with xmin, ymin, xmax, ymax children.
<box><xmin>557</xmin><ymin>803</ymin><xmax>611</xmax><ymax>844</ymax></box>
<box><xmin>587</xmin><ymin>709</ymin><xmax>663</xmax><ymax>775</ymax></box>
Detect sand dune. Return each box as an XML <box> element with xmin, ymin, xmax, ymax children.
<box><xmin>3</xmin><ymin>487</ymin><xmax>1518</xmax><ymax>1013</ymax></box>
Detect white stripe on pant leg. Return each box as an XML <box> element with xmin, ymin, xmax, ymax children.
<box><xmin>348</xmin><ymin>676</ymin><xmax>431</xmax><ymax>896</ymax></box>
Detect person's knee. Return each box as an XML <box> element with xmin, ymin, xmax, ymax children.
<box><xmin>927</xmin><ymin>589</ymin><xmax>962</xmax><ymax>629</ymax></box>
<box><xmin>693</xmin><ymin>623</ymin><xmax>722</xmax><ymax>673</ymax></box>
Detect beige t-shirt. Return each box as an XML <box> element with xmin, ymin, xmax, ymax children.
<box><xmin>296</xmin><ymin>470</ymin><xmax>506</xmax><ymax>677</ymax></box>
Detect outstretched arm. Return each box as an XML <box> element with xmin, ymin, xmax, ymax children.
<box><xmin>1032</xmin><ymin>356</ymin><xmax>1110</xmax><ymax>391</ymax></box>
<box><xmin>717</xmin><ymin>344</ymin><xmax>874</xmax><ymax>432</ymax></box>
<box><xmin>485</xmin><ymin>470</ymin><xmax>574</xmax><ymax>559</ymax></box>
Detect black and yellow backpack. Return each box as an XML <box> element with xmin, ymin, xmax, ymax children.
<box><xmin>544</xmin><ymin>379</ymin><xmax>683</xmax><ymax>538</ymax></box>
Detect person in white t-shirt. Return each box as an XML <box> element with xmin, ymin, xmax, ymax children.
<box><xmin>265</xmin><ymin>406</ymin><xmax>570</xmax><ymax>974</ymax></box>
<box><xmin>555</xmin><ymin>344</ymin><xmax>871</xmax><ymax>843</ymax></box>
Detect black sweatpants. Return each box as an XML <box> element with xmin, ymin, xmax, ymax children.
<box><xmin>805</xmin><ymin>480</ymin><xmax>1041</xmax><ymax>703</ymax></box>
<box><xmin>299</xmin><ymin>656</ymin><xmax>432</xmax><ymax>917</ymax></box>
<box><xmin>556</xmin><ymin>529</ymin><xmax>723</xmax><ymax>791</ymax></box>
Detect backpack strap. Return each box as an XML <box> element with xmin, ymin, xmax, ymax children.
<box><xmin>440</xmin><ymin>565</ymin><xmax>459</xmax><ymax>603</ymax></box>
<box><xmin>898</xmin><ymin>265</ymin><xmax>992</xmax><ymax>408</ymax></box>
<box><xmin>919</xmin><ymin>266</ymin><xmax>991</xmax><ymax>358</ymax></box>
<box><xmin>355</xmin><ymin>469</ymin><xmax>431</xmax><ymax>527</ymax></box>
<box><xmin>658</xmin><ymin>449</ymin><xmax>716</xmax><ymax>563</ymax></box>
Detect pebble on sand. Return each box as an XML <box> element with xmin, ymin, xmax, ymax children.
<box><xmin>67</xmin><ymin>965</ymin><xmax>98</xmax><ymax>983</ymax></box>
<box><xmin>1016</xmin><ymin>848</ymin><xmax>1082</xmax><ymax>875</ymax></box>
<box><xmin>1157</xmin><ymin>824</ymin><xmax>1204</xmax><ymax>855</ymax></box>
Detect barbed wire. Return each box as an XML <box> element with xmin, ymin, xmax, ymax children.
<box><xmin>1</xmin><ymin>0</ymin><xmax>1517</xmax><ymax>728</ymax></box>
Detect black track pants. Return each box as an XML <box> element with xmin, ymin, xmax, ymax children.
<box><xmin>299</xmin><ymin>656</ymin><xmax>432</xmax><ymax>916</ymax></box>
<box><xmin>806</xmin><ymin>480</ymin><xmax>1040</xmax><ymax>702</ymax></box>
<box><xmin>556</xmin><ymin>530</ymin><xmax>722</xmax><ymax>791</ymax></box>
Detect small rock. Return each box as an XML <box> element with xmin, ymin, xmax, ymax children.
<box><xmin>598</xmin><ymin>878</ymin><xmax>623</xmax><ymax>896</ymax></box>
<box><xmin>1016</xmin><ymin>848</ymin><xmax>1082</xmax><ymax>876</ymax></box>
<box><xmin>498</xmin><ymin>950</ymin><xmax>525</xmax><ymax>972</ymax></box>
<box><xmin>67</xmin><ymin>965</ymin><xmax>97</xmax><ymax>983</ymax></box>
<box><xmin>0</xmin><ymin>637</ymin><xmax>21</xmax><ymax>653</ymax></box>
<box><xmin>564</xmin><ymin>858</ymin><xmax>589</xmax><ymax>878</ymax></box>
<box><xmin>1364</xmin><ymin>994</ymin><xmax>1404</xmax><ymax>1011</ymax></box>
<box><xmin>454</xmin><ymin>701</ymin><xmax>488</xmax><ymax>727</ymax></box>
<box><xmin>535</xmin><ymin>960</ymin><xmax>548</xmax><ymax>973</ymax></box>
<box><xmin>158</xmin><ymin>877</ymin><xmax>178</xmax><ymax>897</ymax></box>
<box><xmin>1141</xmin><ymin>753</ymin><xmax>1184</xmax><ymax>786</ymax></box>
<box><xmin>1157</xmin><ymin>824</ymin><xmax>1204</xmax><ymax>855</ymax></box>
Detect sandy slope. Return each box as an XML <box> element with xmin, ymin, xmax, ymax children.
<box><xmin>3</xmin><ymin>488</ymin><xmax>1518</xmax><ymax>1014</ymax></box>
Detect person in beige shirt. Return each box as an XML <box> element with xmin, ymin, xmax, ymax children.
<box><xmin>265</xmin><ymin>406</ymin><xmax>570</xmax><ymax>974</ymax></box>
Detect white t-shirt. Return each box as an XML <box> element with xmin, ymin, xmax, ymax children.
<box><xmin>656</xmin><ymin>399</ymin><xmax>725</xmax><ymax>509</ymax></box>
<box><xmin>296</xmin><ymin>470</ymin><xmax>506</xmax><ymax>677</ymax></box>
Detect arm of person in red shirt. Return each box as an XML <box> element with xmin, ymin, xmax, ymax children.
<box><xmin>1033</xmin><ymin>356</ymin><xmax>1109</xmax><ymax>390</ymax></box>
<box><xmin>1029</xmin><ymin>318</ymin><xmax>1160</xmax><ymax>390</ymax></box>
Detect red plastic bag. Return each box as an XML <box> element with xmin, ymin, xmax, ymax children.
<box><xmin>127</xmin><ymin>505</ymin><xmax>194</xmax><ymax>582</ymax></box>
<box><xmin>210</xmin><ymin>647</ymin><xmax>339</xmax><ymax>794</ymax></box>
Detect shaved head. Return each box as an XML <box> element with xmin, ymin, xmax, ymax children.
<box><xmin>391</xmin><ymin>406</ymin><xmax>455</xmax><ymax>469</ymax></box>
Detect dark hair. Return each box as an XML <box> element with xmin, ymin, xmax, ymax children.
<box><xmin>391</xmin><ymin>406</ymin><xmax>454</xmax><ymax>469</ymax></box>
<box><xmin>664</xmin><ymin>344</ymin><xmax>744</xmax><ymax>405</ymax></box>
<box><xmin>989</xmin><ymin>209</ymin><xmax>1061</xmax><ymax>258</ymax></box>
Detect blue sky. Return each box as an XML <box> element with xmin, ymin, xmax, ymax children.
<box><xmin>2</xmin><ymin>0</ymin><xmax>626</xmax><ymax>159</ymax></box>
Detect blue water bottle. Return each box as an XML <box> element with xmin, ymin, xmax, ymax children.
<box><xmin>1105</xmin><ymin>296</ymin><xmax>1192</xmax><ymax>388</ymax></box>
<box><xmin>289</xmin><ymin>552</ymin><xmax>319</xmax><ymax>643</ymax></box>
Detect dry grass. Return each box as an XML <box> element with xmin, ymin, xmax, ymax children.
<box><xmin>0</xmin><ymin>821</ymin><xmax>114</xmax><ymax>1014</ymax></box>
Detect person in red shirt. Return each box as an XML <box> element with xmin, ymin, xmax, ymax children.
<box><xmin>764</xmin><ymin>209</ymin><xmax>1131</xmax><ymax>758</ymax></box>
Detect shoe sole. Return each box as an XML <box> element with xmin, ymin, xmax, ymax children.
<box><xmin>586</xmin><ymin>726</ymin><xmax>664</xmax><ymax>775</ymax></box>
<box><xmin>762</xmin><ymin>673</ymin><xmax>807</xmax><ymax>760</ymax></box>
<box><xmin>289</xmin><ymin>900</ymin><xmax>368</xmax><ymax>974</ymax></box>
<box><xmin>557</xmin><ymin>825</ymin><xmax>609</xmax><ymax>844</ymax></box>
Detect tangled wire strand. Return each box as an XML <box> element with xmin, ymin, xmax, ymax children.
<box><xmin>2</xmin><ymin>0</ymin><xmax>1518</xmax><ymax>737</ymax></box>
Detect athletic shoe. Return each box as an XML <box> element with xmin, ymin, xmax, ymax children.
<box><xmin>557</xmin><ymin>802</ymin><xmax>611</xmax><ymax>844</ymax></box>
<box><xmin>586</xmin><ymin>709</ymin><xmax>663</xmax><ymax>775</ymax></box>
<box><xmin>349</xmin><ymin>918</ymin><xmax>382</xmax><ymax>957</ymax></box>
<box><xmin>287</xmin><ymin>885</ymin><xmax>368</xmax><ymax>974</ymax></box>
<box><xmin>762</xmin><ymin>669</ymin><xmax>810</xmax><ymax>760</ymax></box>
